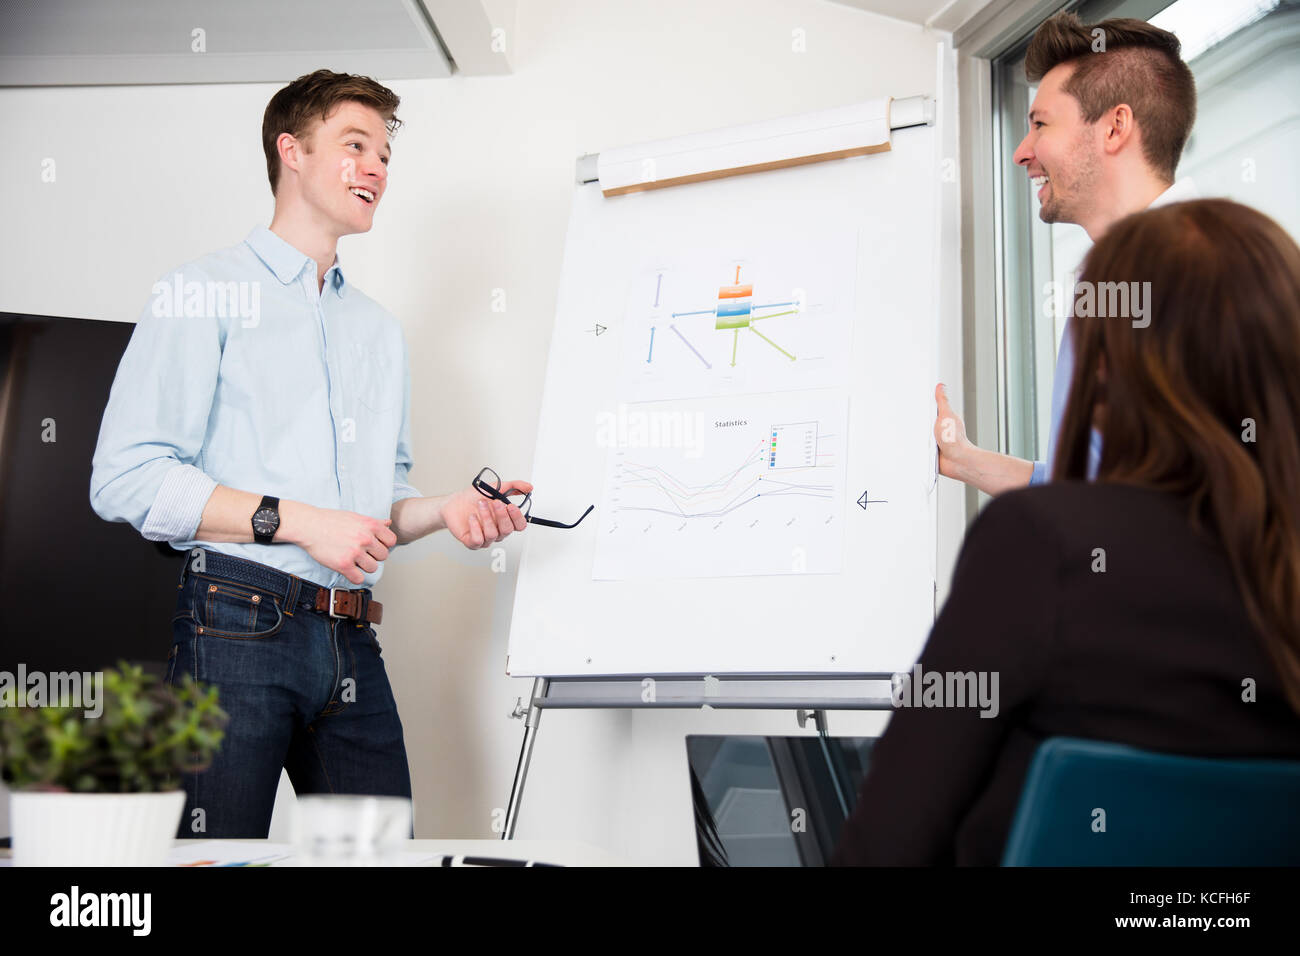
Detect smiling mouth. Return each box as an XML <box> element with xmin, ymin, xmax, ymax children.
<box><xmin>348</xmin><ymin>186</ymin><xmax>376</xmax><ymax>205</ymax></box>
<box><xmin>1031</xmin><ymin>174</ymin><xmax>1050</xmax><ymax>198</ymax></box>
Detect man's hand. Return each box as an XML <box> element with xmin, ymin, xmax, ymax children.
<box><xmin>439</xmin><ymin>480</ymin><xmax>532</xmax><ymax>550</ymax></box>
<box><xmin>931</xmin><ymin>382</ymin><xmax>1035</xmax><ymax>495</ymax></box>
<box><xmin>934</xmin><ymin>383</ymin><xmax>974</xmax><ymax>479</ymax></box>
<box><xmin>291</xmin><ymin>504</ymin><xmax>397</xmax><ymax>585</ymax></box>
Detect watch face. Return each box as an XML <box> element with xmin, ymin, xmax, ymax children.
<box><xmin>252</xmin><ymin>508</ymin><xmax>279</xmax><ymax>536</ymax></box>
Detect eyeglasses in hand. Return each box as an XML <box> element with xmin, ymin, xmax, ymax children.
<box><xmin>473</xmin><ymin>467</ymin><xmax>594</xmax><ymax>529</ymax></box>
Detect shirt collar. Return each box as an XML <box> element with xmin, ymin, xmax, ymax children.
<box><xmin>1149</xmin><ymin>177</ymin><xmax>1199</xmax><ymax>209</ymax></box>
<box><xmin>244</xmin><ymin>225</ymin><xmax>348</xmax><ymax>297</ymax></box>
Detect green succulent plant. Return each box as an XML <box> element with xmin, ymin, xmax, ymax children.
<box><xmin>0</xmin><ymin>661</ymin><xmax>227</xmax><ymax>793</ymax></box>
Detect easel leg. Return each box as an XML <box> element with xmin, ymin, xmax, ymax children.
<box><xmin>502</xmin><ymin>676</ymin><xmax>548</xmax><ymax>840</ymax></box>
<box><xmin>799</xmin><ymin>708</ymin><xmax>850</xmax><ymax>816</ymax></box>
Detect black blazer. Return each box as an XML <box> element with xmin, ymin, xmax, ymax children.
<box><xmin>832</xmin><ymin>481</ymin><xmax>1300</xmax><ymax>865</ymax></box>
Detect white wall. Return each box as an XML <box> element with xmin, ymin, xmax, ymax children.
<box><xmin>0</xmin><ymin>0</ymin><xmax>954</xmax><ymax>863</ymax></box>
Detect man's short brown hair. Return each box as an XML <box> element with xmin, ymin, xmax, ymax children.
<box><xmin>262</xmin><ymin>69</ymin><xmax>402</xmax><ymax>195</ymax></box>
<box><xmin>1025</xmin><ymin>13</ymin><xmax>1196</xmax><ymax>182</ymax></box>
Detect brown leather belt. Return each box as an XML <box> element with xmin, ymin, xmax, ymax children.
<box><xmin>311</xmin><ymin>586</ymin><xmax>384</xmax><ymax>625</ymax></box>
<box><xmin>182</xmin><ymin>548</ymin><xmax>383</xmax><ymax>626</ymax></box>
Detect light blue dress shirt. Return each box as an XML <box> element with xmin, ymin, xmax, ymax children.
<box><xmin>1028</xmin><ymin>178</ymin><xmax>1198</xmax><ymax>485</ymax></box>
<box><xmin>1029</xmin><ymin>328</ymin><xmax>1105</xmax><ymax>485</ymax></box>
<box><xmin>91</xmin><ymin>225</ymin><xmax>422</xmax><ymax>589</ymax></box>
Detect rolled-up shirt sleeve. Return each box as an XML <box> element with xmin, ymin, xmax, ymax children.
<box><xmin>391</xmin><ymin>329</ymin><xmax>422</xmax><ymax>504</ymax></box>
<box><xmin>90</xmin><ymin>275</ymin><xmax>222</xmax><ymax>542</ymax></box>
<box><xmin>1029</xmin><ymin>460</ymin><xmax>1047</xmax><ymax>485</ymax></box>
<box><xmin>392</xmin><ymin>473</ymin><xmax>422</xmax><ymax>505</ymax></box>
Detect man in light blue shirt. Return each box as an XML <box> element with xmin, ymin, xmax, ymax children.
<box><xmin>934</xmin><ymin>12</ymin><xmax>1198</xmax><ymax>493</ymax></box>
<box><xmin>90</xmin><ymin>70</ymin><xmax>532</xmax><ymax>838</ymax></box>
<box><xmin>91</xmin><ymin>222</ymin><xmax>427</xmax><ymax>590</ymax></box>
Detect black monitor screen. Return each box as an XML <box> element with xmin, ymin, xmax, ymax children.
<box><xmin>687</xmin><ymin>734</ymin><xmax>875</xmax><ymax>866</ymax></box>
<box><xmin>0</xmin><ymin>312</ymin><xmax>183</xmax><ymax>676</ymax></box>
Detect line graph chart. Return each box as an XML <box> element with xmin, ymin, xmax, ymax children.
<box><xmin>592</xmin><ymin>390</ymin><xmax>848</xmax><ymax>580</ymax></box>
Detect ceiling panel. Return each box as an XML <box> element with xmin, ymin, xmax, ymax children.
<box><xmin>0</xmin><ymin>0</ymin><xmax>451</xmax><ymax>86</ymax></box>
<box><xmin>825</xmin><ymin>0</ymin><xmax>1001</xmax><ymax>33</ymax></box>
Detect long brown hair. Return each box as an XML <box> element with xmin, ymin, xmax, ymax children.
<box><xmin>1055</xmin><ymin>198</ymin><xmax>1300</xmax><ymax>713</ymax></box>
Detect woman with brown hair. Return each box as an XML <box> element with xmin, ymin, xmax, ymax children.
<box><xmin>833</xmin><ymin>198</ymin><xmax>1300</xmax><ymax>865</ymax></box>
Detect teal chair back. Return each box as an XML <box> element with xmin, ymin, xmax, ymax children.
<box><xmin>1002</xmin><ymin>737</ymin><xmax>1300</xmax><ymax>866</ymax></box>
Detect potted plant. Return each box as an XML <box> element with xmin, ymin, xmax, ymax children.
<box><xmin>0</xmin><ymin>661</ymin><xmax>227</xmax><ymax>866</ymax></box>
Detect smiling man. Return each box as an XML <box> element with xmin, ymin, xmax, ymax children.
<box><xmin>934</xmin><ymin>13</ymin><xmax>1197</xmax><ymax>493</ymax></box>
<box><xmin>90</xmin><ymin>70</ymin><xmax>531</xmax><ymax>837</ymax></box>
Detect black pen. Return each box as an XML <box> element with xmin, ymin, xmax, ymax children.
<box><xmin>435</xmin><ymin>854</ymin><xmax>563</xmax><ymax>867</ymax></box>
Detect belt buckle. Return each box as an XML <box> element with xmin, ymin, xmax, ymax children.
<box><xmin>328</xmin><ymin>586</ymin><xmax>347</xmax><ymax>620</ymax></box>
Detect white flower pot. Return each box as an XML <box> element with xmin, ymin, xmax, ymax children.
<box><xmin>10</xmin><ymin>790</ymin><xmax>186</xmax><ymax>867</ymax></box>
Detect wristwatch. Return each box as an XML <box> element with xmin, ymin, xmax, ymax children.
<box><xmin>252</xmin><ymin>495</ymin><xmax>280</xmax><ymax>544</ymax></box>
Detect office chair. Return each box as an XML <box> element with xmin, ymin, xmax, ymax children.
<box><xmin>1001</xmin><ymin>736</ymin><xmax>1300</xmax><ymax>866</ymax></box>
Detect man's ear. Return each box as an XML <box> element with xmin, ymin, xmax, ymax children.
<box><xmin>1102</xmin><ymin>104</ymin><xmax>1136</xmax><ymax>157</ymax></box>
<box><xmin>276</xmin><ymin>131</ymin><xmax>303</xmax><ymax>180</ymax></box>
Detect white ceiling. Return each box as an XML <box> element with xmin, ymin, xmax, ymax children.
<box><xmin>825</xmin><ymin>0</ymin><xmax>1002</xmax><ymax>33</ymax></box>
<box><xmin>0</xmin><ymin>0</ymin><xmax>518</xmax><ymax>86</ymax></box>
<box><xmin>0</xmin><ymin>0</ymin><xmax>998</xmax><ymax>88</ymax></box>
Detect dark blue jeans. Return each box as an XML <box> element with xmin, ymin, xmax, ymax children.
<box><xmin>165</xmin><ymin>549</ymin><xmax>412</xmax><ymax>839</ymax></box>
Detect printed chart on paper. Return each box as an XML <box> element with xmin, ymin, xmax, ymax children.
<box><xmin>593</xmin><ymin>388</ymin><xmax>849</xmax><ymax>580</ymax></box>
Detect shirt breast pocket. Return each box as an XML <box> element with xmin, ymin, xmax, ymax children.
<box><xmin>350</xmin><ymin>342</ymin><xmax>398</xmax><ymax>414</ymax></box>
